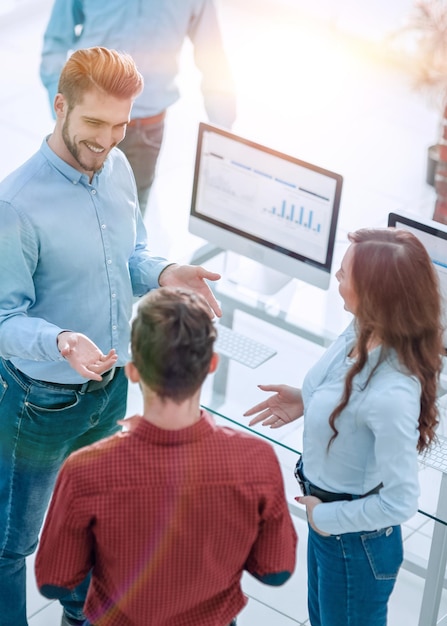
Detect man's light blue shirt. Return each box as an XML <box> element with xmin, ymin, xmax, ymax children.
<box><xmin>0</xmin><ymin>139</ymin><xmax>171</xmax><ymax>383</ymax></box>
<box><xmin>40</xmin><ymin>0</ymin><xmax>236</xmax><ymax>126</ymax></box>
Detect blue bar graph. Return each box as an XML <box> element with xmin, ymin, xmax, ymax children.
<box><xmin>267</xmin><ymin>200</ymin><xmax>321</xmax><ymax>232</ymax></box>
<box><xmin>307</xmin><ymin>210</ymin><xmax>313</xmax><ymax>229</ymax></box>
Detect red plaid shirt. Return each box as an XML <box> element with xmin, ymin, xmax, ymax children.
<box><xmin>36</xmin><ymin>410</ymin><xmax>297</xmax><ymax>626</ymax></box>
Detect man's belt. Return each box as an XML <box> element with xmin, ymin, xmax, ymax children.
<box><xmin>127</xmin><ymin>111</ymin><xmax>166</xmax><ymax>127</ymax></box>
<box><xmin>38</xmin><ymin>366</ymin><xmax>122</xmax><ymax>394</ymax></box>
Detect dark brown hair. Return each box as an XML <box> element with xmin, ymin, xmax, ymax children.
<box><xmin>58</xmin><ymin>46</ymin><xmax>143</xmax><ymax>109</ymax></box>
<box><xmin>130</xmin><ymin>287</ymin><xmax>217</xmax><ymax>403</ymax></box>
<box><xmin>329</xmin><ymin>228</ymin><xmax>443</xmax><ymax>452</ymax></box>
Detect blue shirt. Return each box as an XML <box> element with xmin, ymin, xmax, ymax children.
<box><xmin>0</xmin><ymin>139</ymin><xmax>171</xmax><ymax>383</ymax></box>
<box><xmin>39</xmin><ymin>0</ymin><xmax>237</xmax><ymax>126</ymax></box>
<box><xmin>302</xmin><ymin>322</ymin><xmax>421</xmax><ymax>535</ymax></box>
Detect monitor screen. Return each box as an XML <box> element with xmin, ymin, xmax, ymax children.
<box><xmin>388</xmin><ymin>211</ymin><xmax>447</xmax><ymax>351</ymax></box>
<box><xmin>189</xmin><ymin>123</ymin><xmax>343</xmax><ymax>291</ymax></box>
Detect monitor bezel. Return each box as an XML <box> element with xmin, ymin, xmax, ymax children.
<box><xmin>388</xmin><ymin>211</ymin><xmax>447</xmax><ymax>243</ymax></box>
<box><xmin>189</xmin><ymin>123</ymin><xmax>343</xmax><ymax>285</ymax></box>
<box><xmin>388</xmin><ymin>211</ymin><xmax>447</xmax><ymax>354</ymax></box>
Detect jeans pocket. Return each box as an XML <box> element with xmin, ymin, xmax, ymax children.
<box><xmin>24</xmin><ymin>385</ymin><xmax>80</xmax><ymax>415</ymax></box>
<box><xmin>361</xmin><ymin>526</ymin><xmax>403</xmax><ymax>580</ymax></box>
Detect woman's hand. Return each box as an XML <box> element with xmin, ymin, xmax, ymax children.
<box><xmin>296</xmin><ymin>495</ymin><xmax>330</xmax><ymax>537</ymax></box>
<box><xmin>244</xmin><ymin>384</ymin><xmax>304</xmax><ymax>428</ymax></box>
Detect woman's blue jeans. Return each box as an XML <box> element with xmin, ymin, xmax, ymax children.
<box><xmin>307</xmin><ymin>523</ymin><xmax>403</xmax><ymax>626</ymax></box>
<box><xmin>0</xmin><ymin>358</ymin><xmax>128</xmax><ymax>626</ymax></box>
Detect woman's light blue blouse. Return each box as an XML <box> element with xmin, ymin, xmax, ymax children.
<box><xmin>302</xmin><ymin>322</ymin><xmax>421</xmax><ymax>535</ymax></box>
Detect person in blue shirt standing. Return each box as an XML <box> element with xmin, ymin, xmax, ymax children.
<box><xmin>245</xmin><ymin>228</ymin><xmax>444</xmax><ymax>626</ymax></box>
<box><xmin>39</xmin><ymin>0</ymin><xmax>237</xmax><ymax>215</ymax></box>
<box><xmin>0</xmin><ymin>46</ymin><xmax>222</xmax><ymax>626</ymax></box>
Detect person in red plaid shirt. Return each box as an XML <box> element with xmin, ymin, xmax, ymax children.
<box><xmin>35</xmin><ymin>287</ymin><xmax>297</xmax><ymax>626</ymax></box>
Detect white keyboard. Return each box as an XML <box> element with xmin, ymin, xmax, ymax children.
<box><xmin>215</xmin><ymin>324</ymin><xmax>277</xmax><ymax>369</ymax></box>
<box><xmin>420</xmin><ymin>434</ymin><xmax>447</xmax><ymax>473</ymax></box>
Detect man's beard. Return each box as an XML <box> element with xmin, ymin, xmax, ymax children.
<box><xmin>62</xmin><ymin>117</ymin><xmax>109</xmax><ymax>174</ymax></box>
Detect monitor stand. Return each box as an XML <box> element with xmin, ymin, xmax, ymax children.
<box><xmin>223</xmin><ymin>251</ymin><xmax>292</xmax><ymax>296</ymax></box>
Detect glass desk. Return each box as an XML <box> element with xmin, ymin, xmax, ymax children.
<box><xmin>195</xmin><ymin>271</ymin><xmax>447</xmax><ymax>626</ymax></box>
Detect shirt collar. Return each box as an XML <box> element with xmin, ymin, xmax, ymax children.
<box><xmin>125</xmin><ymin>409</ymin><xmax>217</xmax><ymax>446</ymax></box>
<box><xmin>40</xmin><ymin>136</ymin><xmax>102</xmax><ymax>185</ymax></box>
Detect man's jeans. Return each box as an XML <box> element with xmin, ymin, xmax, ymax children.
<box><xmin>307</xmin><ymin>523</ymin><xmax>403</xmax><ymax>626</ymax></box>
<box><xmin>0</xmin><ymin>358</ymin><xmax>128</xmax><ymax>626</ymax></box>
<box><xmin>119</xmin><ymin>118</ymin><xmax>165</xmax><ymax>215</ymax></box>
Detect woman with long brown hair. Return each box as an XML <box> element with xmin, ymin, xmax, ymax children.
<box><xmin>245</xmin><ymin>228</ymin><xmax>444</xmax><ymax>626</ymax></box>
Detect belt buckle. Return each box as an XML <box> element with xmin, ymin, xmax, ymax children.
<box><xmin>294</xmin><ymin>456</ymin><xmax>315</xmax><ymax>496</ymax></box>
<box><xmin>294</xmin><ymin>457</ymin><xmax>307</xmax><ymax>495</ymax></box>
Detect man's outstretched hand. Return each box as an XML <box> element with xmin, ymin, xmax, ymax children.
<box><xmin>158</xmin><ymin>264</ymin><xmax>222</xmax><ymax>317</ymax></box>
<box><xmin>57</xmin><ymin>331</ymin><xmax>118</xmax><ymax>380</ymax></box>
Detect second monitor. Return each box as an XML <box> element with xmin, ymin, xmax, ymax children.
<box><xmin>189</xmin><ymin>123</ymin><xmax>343</xmax><ymax>294</ymax></box>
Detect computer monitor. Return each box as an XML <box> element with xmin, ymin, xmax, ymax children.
<box><xmin>189</xmin><ymin>123</ymin><xmax>343</xmax><ymax>294</ymax></box>
<box><xmin>388</xmin><ymin>211</ymin><xmax>447</xmax><ymax>352</ymax></box>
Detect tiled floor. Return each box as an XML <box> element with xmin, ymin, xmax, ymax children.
<box><xmin>2</xmin><ymin>0</ymin><xmax>447</xmax><ymax>624</ymax></box>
